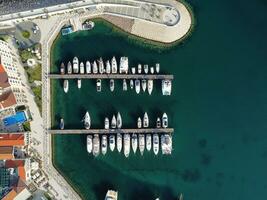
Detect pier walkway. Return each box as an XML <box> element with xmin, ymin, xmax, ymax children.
<box><xmin>48</xmin><ymin>74</ymin><xmax>174</xmax><ymax>80</ymax></box>
<box><xmin>48</xmin><ymin>128</ymin><xmax>174</xmax><ymax>134</ymax></box>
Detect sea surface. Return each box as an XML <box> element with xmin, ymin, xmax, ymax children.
<box><xmin>51</xmin><ymin>0</ymin><xmax>267</xmax><ymax>199</ymax></box>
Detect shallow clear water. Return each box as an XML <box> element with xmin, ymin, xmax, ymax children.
<box><xmin>51</xmin><ymin>0</ymin><xmax>267</xmax><ymax>199</ymax></box>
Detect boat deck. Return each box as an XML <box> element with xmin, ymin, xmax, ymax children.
<box><xmin>48</xmin><ymin>74</ymin><xmax>174</xmax><ymax>80</ymax></box>
<box><xmin>48</xmin><ymin>128</ymin><xmax>174</xmax><ymax>134</ymax></box>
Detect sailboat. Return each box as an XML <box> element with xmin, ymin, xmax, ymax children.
<box><xmin>146</xmin><ymin>134</ymin><xmax>152</xmax><ymax>151</ymax></box>
<box><xmin>93</xmin><ymin>134</ymin><xmax>100</xmax><ymax>157</ymax></box>
<box><xmin>106</xmin><ymin>60</ymin><xmax>111</xmax><ymax>74</ymax></box>
<box><xmin>101</xmin><ymin>135</ymin><xmax>108</xmax><ymax>155</ymax></box>
<box><xmin>86</xmin><ymin>61</ymin><xmax>91</xmax><ymax>74</ymax></box>
<box><xmin>123</xmin><ymin>79</ymin><xmax>127</xmax><ymax>91</ymax></box>
<box><xmin>147</xmin><ymin>80</ymin><xmax>153</xmax><ymax>95</ymax></box>
<box><xmin>104</xmin><ymin>117</ymin><xmax>109</xmax><ymax>129</ymax></box>
<box><xmin>135</xmin><ymin>79</ymin><xmax>140</xmax><ymax>94</ymax></box>
<box><xmin>109</xmin><ymin>135</ymin><xmax>116</xmax><ymax>152</ymax></box>
<box><xmin>84</xmin><ymin>111</ymin><xmax>91</xmax><ymax>129</ymax></box>
<box><xmin>124</xmin><ymin>133</ymin><xmax>130</xmax><ymax>157</ymax></box>
<box><xmin>153</xmin><ymin>134</ymin><xmax>159</xmax><ymax>155</ymax></box>
<box><xmin>139</xmin><ymin>134</ymin><xmax>145</xmax><ymax>155</ymax></box>
<box><xmin>117</xmin><ymin>112</ymin><xmax>122</xmax><ymax>129</ymax></box>
<box><xmin>98</xmin><ymin>57</ymin><xmax>104</xmax><ymax>74</ymax></box>
<box><xmin>111</xmin><ymin>56</ymin><xmax>117</xmax><ymax>73</ymax></box>
<box><xmin>117</xmin><ymin>133</ymin><xmax>122</xmax><ymax>152</ymax></box>
<box><xmin>93</xmin><ymin>61</ymin><xmax>98</xmax><ymax>74</ymax></box>
<box><xmin>143</xmin><ymin>112</ymin><xmax>149</xmax><ymax>128</ymax></box>
<box><xmin>141</xmin><ymin>80</ymin><xmax>147</xmax><ymax>92</ymax></box>
<box><xmin>87</xmin><ymin>135</ymin><xmax>93</xmax><ymax>153</ymax></box>
<box><xmin>131</xmin><ymin>133</ymin><xmax>138</xmax><ymax>153</ymax></box>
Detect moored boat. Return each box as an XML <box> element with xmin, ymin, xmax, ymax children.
<box><xmin>73</xmin><ymin>56</ymin><xmax>79</xmax><ymax>73</ymax></box>
<box><xmin>162</xmin><ymin>79</ymin><xmax>172</xmax><ymax>96</ymax></box>
<box><xmin>117</xmin><ymin>133</ymin><xmax>122</xmax><ymax>152</ymax></box>
<box><xmin>138</xmin><ymin>64</ymin><xmax>142</xmax><ymax>74</ymax></box>
<box><xmin>123</xmin><ymin>79</ymin><xmax>127</xmax><ymax>91</ymax></box>
<box><xmin>153</xmin><ymin>134</ymin><xmax>159</xmax><ymax>155</ymax></box>
<box><xmin>131</xmin><ymin>67</ymin><xmax>136</xmax><ymax>74</ymax></box>
<box><xmin>130</xmin><ymin>80</ymin><xmax>134</xmax><ymax>89</ymax></box>
<box><xmin>139</xmin><ymin>134</ymin><xmax>145</xmax><ymax>155</ymax></box>
<box><xmin>150</xmin><ymin>67</ymin><xmax>154</xmax><ymax>74</ymax></box>
<box><xmin>146</xmin><ymin>134</ymin><xmax>152</xmax><ymax>151</ymax></box>
<box><xmin>77</xmin><ymin>79</ymin><xmax>81</xmax><ymax>89</ymax></box>
<box><xmin>143</xmin><ymin>112</ymin><xmax>149</xmax><ymax>128</ymax></box>
<box><xmin>161</xmin><ymin>134</ymin><xmax>172</xmax><ymax>155</ymax></box>
<box><xmin>119</xmin><ymin>57</ymin><xmax>128</xmax><ymax>74</ymax></box>
<box><xmin>131</xmin><ymin>133</ymin><xmax>138</xmax><ymax>153</ymax></box>
<box><xmin>96</xmin><ymin>79</ymin><xmax>101</xmax><ymax>92</ymax></box>
<box><xmin>101</xmin><ymin>135</ymin><xmax>108</xmax><ymax>155</ymax></box>
<box><xmin>135</xmin><ymin>79</ymin><xmax>140</xmax><ymax>94</ymax></box>
<box><xmin>86</xmin><ymin>61</ymin><xmax>91</xmax><ymax>74</ymax></box>
<box><xmin>162</xmin><ymin>113</ymin><xmax>168</xmax><ymax>128</ymax></box>
<box><xmin>93</xmin><ymin>61</ymin><xmax>98</xmax><ymax>74</ymax></box>
<box><xmin>84</xmin><ymin>111</ymin><xmax>91</xmax><ymax>129</ymax></box>
<box><xmin>106</xmin><ymin>60</ymin><xmax>111</xmax><ymax>74</ymax></box>
<box><xmin>67</xmin><ymin>61</ymin><xmax>72</xmax><ymax>74</ymax></box>
<box><xmin>87</xmin><ymin>135</ymin><xmax>93</xmax><ymax>153</ymax></box>
<box><xmin>124</xmin><ymin>133</ymin><xmax>130</xmax><ymax>157</ymax></box>
<box><xmin>117</xmin><ymin>112</ymin><xmax>122</xmax><ymax>129</ymax></box>
<box><xmin>137</xmin><ymin>117</ymin><xmax>142</xmax><ymax>128</ymax></box>
<box><xmin>156</xmin><ymin>117</ymin><xmax>161</xmax><ymax>128</ymax></box>
<box><xmin>80</xmin><ymin>62</ymin><xmax>85</xmax><ymax>74</ymax></box>
<box><xmin>111</xmin><ymin>56</ymin><xmax>117</xmax><ymax>73</ymax></box>
<box><xmin>111</xmin><ymin>115</ymin><xmax>116</xmax><ymax>129</ymax></box>
<box><xmin>141</xmin><ymin>80</ymin><xmax>147</xmax><ymax>92</ymax></box>
<box><xmin>60</xmin><ymin>62</ymin><xmax>65</xmax><ymax>74</ymax></box>
<box><xmin>60</xmin><ymin>118</ymin><xmax>64</xmax><ymax>130</ymax></box>
<box><xmin>93</xmin><ymin>134</ymin><xmax>100</xmax><ymax>157</ymax></box>
<box><xmin>104</xmin><ymin>117</ymin><xmax>109</xmax><ymax>129</ymax></box>
<box><xmin>110</xmin><ymin>79</ymin><xmax>115</xmax><ymax>92</ymax></box>
<box><xmin>147</xmin><ymin>80</ymin><xmax>153</xmax><ymax>95</ymax></box>
<box><xmin>144</xmin><ymin>64</ymin><xmax>149</xmax><ymax>74</ymax></box>
<box><xmin>109</xmin><ymin>135</ymin><xmax>116</xmax><ymax>152</ymax></box>
<box><xmin>98</xmin><ymin>57</ymin><xmax>104</xmax><ymax>74</ymax></box>
<box><xmin>63</xmin><ymin>80</ymin><xmax>69</xmax><ymax>93</ymax></box>
<box><xmin>155</xmin><ymin>63</ymin><xmax>160</xmax><ymax>73</ymax></box>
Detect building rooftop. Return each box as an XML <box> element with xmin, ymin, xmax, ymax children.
<box><xmin>0</xmin><ymin>134</ymin><xmax>24</xmax><ymax>146</ymax></box>
<box><xmin>0</xmin><ymin>146</ymin><xmax>13</xmax><ymax>160</ymax></box>
<box><xmin>0</xmin><ymin>91</ymin><xmax>17</xmax><ymax>110</ymax></box>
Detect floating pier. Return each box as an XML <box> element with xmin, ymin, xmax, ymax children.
<box><xmin>48</xmin><ymin>74</ymin><xmax>174</xmax><ymax>80</ymax></box>
<box><xmin>48</xmin><ymin>128</ymin><xmax>174</xmax><ymax>135</ymax></box>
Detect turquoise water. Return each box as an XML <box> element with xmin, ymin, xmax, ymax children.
<box><xmin>51</xmin><ymin>0</ymin><xmax>267</xmax><ymax>199</ymax></box>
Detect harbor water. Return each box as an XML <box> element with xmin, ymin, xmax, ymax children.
<box><xmin>51</xmin><ymin>0</ymin><xmax>267</xmax><ymax>199</ymax></box>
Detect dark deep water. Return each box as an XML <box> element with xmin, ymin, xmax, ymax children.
<box><xmin>51</xmin><ymin>0</ymin><xmax>267</xmax><ymax>199</ymax></box>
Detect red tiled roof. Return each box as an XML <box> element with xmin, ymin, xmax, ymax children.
<box><xmin>5</xmin><ymin>160</ymin><xmax>25</xmax><ymax>168</ymax></box>
<box><xmin>0</xmin><ymin>146</ymin><xmax>13</xmax><ymax>160</ymax></box>
<box><xmin>0</xmin><ymin>90</ymin><xmax>17</xmax><ymax>109</ymax></box>
<box><xmin>0</xmin><ymin>134</ymin><xmax>24</xmax><ymax>146</ymax></box>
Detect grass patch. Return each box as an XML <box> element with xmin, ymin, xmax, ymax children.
<box><xmin>23</xmin><ymin>121</ymin><xmax>31</xmax><ymax>132</ymax></box>
<box><xmin>0</xmin><ymin>35</ymin><xmax>9</xmax><ymax>42</ymax></box>
<box><xmin>32</xmin><ymin>86</ymin><xmax>42</xmax><ymax>113</ymax></box>
<box><xmin>22</xmin><ymin>30</ymin><xmax>31</xmax><ymax>39</ymax></box>
<box><xmin>19</xmin><ymin>49</ymin><xmax>35</xmax><ymax>63</ymax></box>
<box><xmin>25</xmin><ymin>64</ymin><xmax>42</xmax><ymax>83</ymax></box>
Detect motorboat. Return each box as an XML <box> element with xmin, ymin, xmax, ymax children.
<box><xmin>150</xmin><ymin>67</ymin><xmax>154</xmax><ymax>74</ymax></box>
<box><xmin>93</xmin><ymin>61</ymin><xmax>98</xmax><ymax>74</ymax></box>
<box><xmin>105</xmin><ymin>190</ymin><xmax>118</xmax><ymax>200</ymax></box>
<box><xmin>63</xmin><ymin>80</ymin><xmax>69</xmax><ymax>93</ymax></box>
<box><xmin>117</xmin><ymin>112</ymin><xmax>122</xmax><ymax>129</ymax></box>
<box><xmin>162</xmin><ymin>113</ymin><xmax>168</xmax><ymax>128</ymax></box>
<box><xmin>60</xmin><ymin>118</ymin><xmax>64</xmax><ymax>130</ymax></box>
<box><xmin>123</xmin><ymin>79</ymin><xmax>127</xmax><ymax>91</ymax></box>
<box><xmin>82</xmin><ymin>20</ymin><xmax>95</xmax><ymax>30</ymax></box>
<box><xmin>147</xmin><ymin>80</ymin><xmax>153</xmax><ymax>95</ymax></box>
<box><xmin>131</xmin><ymin>133</ymin><xmax>138</xmax><ymax>153</ymax></box>
<box><xmin>179</xmin><ymin>193</ymin><xmax>183</xmax><ymax>200</ymax></box>
<box><xmin>141</xmin><ymin>80</ymin><xmax>147</xmax><ymax>92</ymax></box>
<box><xmin>135</xmin><ymin>79</ymin><xmax>140</xmax><ymax>94</ymax></box>
<box><xmin>143</xmin><ymin>112</ymin><xmax>149</xmax><ymax>128</ymax></box>
<box><xmin>96</xmin><ymin>79</ymin><xmax>101</xmax><ymax>92</ymax></box>
<box><xmin>124</xmin><ymin>133</ymin><xmax>130</xmax><ymax>157</ymax></box>
<box><xmin>93</xmin><ymin>134</ymin><xmax>100</xmax><ymax>157</ymax></box>
<box><xmin>139</xmin><ymin>134</ymin><xmax>145</xmax><ymax>155</ymax></box>
<box><xmin>162</xmin><ymin>80</ymin><xmax>172</xmax><ymax>96</ymax></box>
<box><xmin>101</xmin><ymin>135</ymin><xmax>108</xmax><ymax>155</ymax></box>
<box><xmin>98</xmin><ymin>57</ymin><xmax>104</xmax><ymax>74</ymax></box>
<box><xmin>87</xmin><ymin>135</ymin><xmax>93</xmax><ymax>153</ymax></box>
<box><xmin>111</xmin><ymin>115</ymin><xmax>116</xmax><ymax>128</ymax></box>
<box><xmin>110</xmin><ymin>79</ymin><xmax>115</xmax><ymax>92</ymax></box>
<box><xmin>86</xmin><ymin>61</ymin><xmax>91</xmax><ymax>74</ymax></box>
<box><xmin>73</xmin><ymin>56</ymin><xmax>79</xmax><ymax>73</ymax></box>
<box><xmin>131</xmin><ymin>67</ymin><xmax>136</xmax><ymax>74</ymax></box>
<box><xmin>104</xmin><ymin>117</ymin><xmax>109</xmax><ymax>129</ymax></box>
<box><xmin>119</xmin><ymin>57</ymin><xmax>128</xmax><ymax>74</ymax></box>
<box><xmin>60</xmin><ymin>62</ymin><xmax>65</xmax><ymax>74</ymax></box>
<box><xmin>77</xmin><ymin>79</ymin><xmax>81</xmax><ymax>89</ymax></box>
<box><xmin>155</xmin><ymin>63</ymin><xmax>160</xmax><ymax>73</ymax></box>
<box><xmin>130</xmin><ymin>80</ymin><xmax>134</xmax><ymax>89</ymax></box>
<box><xmin>109</xmin><ymin>135</ymin><xmax>116</xmax><ymax>152</ymax></box>
<box><xmin>80</xmin><ymin>62</ymin><xmax>85</xmax><ymax>74</ymax></box>
<box><xmin>153</xmin><ymin>134</ymin><xmax>159</xmax><ymax>155</ymax></box>
<box><xmin>84</xmin><ymin>111</ymin><xmax>91</xmax><ymax>129</ymax></box>
<box><xmin>137</xmin><ymin>117</ymin><xmax>142</xmax><ymax>128</ymax></box>
<box><xmin>111</xmin><ymin>56</ymin><xmax>117</xmax><ymax>73</ymax></box>
<box><xmin>156</xmin><ymin>117</ymin><xmax>161</xmax><ymax>128</ymax></box>
<box><xmin>67</xmin><ymin>61</ymin><xmax>72</xmax><ymax>74</ymax></box>
<box><xmin>117</xmin><ymin>133</ymin><xmax>122</xmax><ymax>152</ymax></box>
<box><xmin>161</xmin><ymin>134</ymin><xmax>172</xmax><ymax>155</ymax></box>
<box><xmin>138</xmin><ymin>64</ymin><xmax>142</xmax><ymax>74</ymax></box>
<box><xmin>106</xmin><ymin>60</ymin><xmax>111</xmax><ymax>74</ymax></box>
<box><xmin>144</xmin><ymin>64</ymin><xmax>149</xmax><ymax>74</ymax></box>
<box><xmin>146</xmin><ymin>134</ymin><xmax>152</xmax><ymax>151</ymax></box>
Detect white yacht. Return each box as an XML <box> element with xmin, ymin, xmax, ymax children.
<box><xmin>93</xmin><ymin>134</ymin><xmax>100</xmax><ymax>157</ymax></box>
<box><xmin>162</xmin><ymin>113</ymin><xmax>168</xmax><ymax>128</ymax></box>
<box><xmin>161</xmin><ymin>134</ymin><xmax>172</xmax><ymax>155</ymax></box>
<box><xmin>60</xmin><ymin>62</ymin><xmax>65</xmax><ymax>74</ymax></box>
<box><xmin>105</xmin><ymin>190</ymin><xmax>118</xmax><ymax>200</ymax></box>
<box><xmin>146</xmin><ymin>134</ymin><xmax>152</xmax><ymax>151</ymax></box>
<box><xmin>60</xmin><ymin>118</ymin><xmax>64</xmax><ymax>130</ymax></box>
<box><xmin>111</xmin><ymin>56</ymin><xmax>117</xmax><ymax>73</ymax></box>
<box><xmin>106</xmin><ymin>60</ymin><xmax>111</xmax><ymax>74</ymax></box>
<box><xmin>131</xmin><ymin>133</ymin><xmax>138</xmax><ymax>154</ymax></box>
<box><xmin>137</xmin><ymin>117</ymin><xmax>142</xmax><ymax>128</ymax></box>
<box><xmin>144</xmin><ymin>64</ymin><xmax>149</xmax><ymax>74</ymax></box>
<box><xmin>155</xmin><ymin>63</ymin><xmax>160</xmax><ymax>73</ymax></box>
<box><xmin>141</xmin><ymin>80</ymin><xmax>147</xmax><ymax>92</ymax></box>
<box><xmin>162</xmin><ymin>80</ymin><xmax>172</xmax><ymax>95</ymax></box>
<box><xmin>123</xmin><ymin>79</ymin><xmax>127</xmax><ymax>91</ymax></box>
<box><xmin>63</xmin><ymin>80</ymin><xmax>69</xmax><ymax>93</ymax></box>
<box><xmin>111</xmin><ymin>115</ymin><xmax>116</xmax><ymax>128</ymax></box>
<box><xmin>130</xmin><ymin>80</ymin><xmax>134</xmax><ymax>89</ymax></box>
<box><xmin>119</xmin><ymin>57</ymin><xmax>129</xmax><ymax>74</ymax></box>
<box><xmin>150</xmin><ymin>67</ymin><xmax>154</xmax><ymax>74</ymax></box>
<box><xmin>77</xmin><ymin>79</ymin><xmax>81</xmax><ymax>89</ymax></box>
<box><xmin>110</xmin><ymin>79</ymin><xmax>115</xmax><ymax>92</ymax></box>
<box><xmin>117</xmin><ymin>133</ymin><xmax>122</xmax><ymax>152</ymax></box>
<box><xmin>96</xmin><ymin>79</ymin><xmax>101</xmax><ymax>92</ymax></box>
<box><xmin>98</xmin><ymin>57</ymin><xmax>104</xmax><ymax>74</ymax></box>
<box><xmin>153</xmin><ymin>134</ymin><xmax>159</xmax><ymax>155</ymax></box>
<box><xmin>93</xmin><ymin>61</ymin><xmax>98</xmax><ymax>74</ymax></box>
<box><xmin>131</xmin><ymin>67</ymin><xmax>136</xmax><ymax>74</ymax></box>
<box><xmin>84</xmin><ymin>111</ymin><xmax>91</xmax><ymax>129</ymax></box>
<box><xmin>101</xmin><ymin>135</ymin><xmax>108</xmax><ymax>155</ymax></box>
<box><xmin>139</xmin><ymin>134</ymin><xmax>145</xmax><ymax>156</ymax></box>
<box><xmin>104</xmin><ymin>117</ymin><xmax>109</xmax><ymax>129</ymax></box>
<box><xmin>179</xmin><ymin>193</ymin><xmax>183</xmax><ymax>200</ymax></box>
<box><xmin>109</xmin><ymin>135</ymin><xmax>116</xmax><ymax>152</ymax></box>
<box><xmin>135</xmin><ymin>79</ymin><xmax>140</xmax><ymax>94</ymax></box>
<box><xmin>67</xmin><ymin>61</ymin><xmax>72</xmax><ymax>74</ymax></box>
<box><xmin>156</xmin><ymin>117</ymin><xmax>161</xmax><ymax>128</ymax></box>
<box><xmin>143</xmin><ymin>112</ymin><xmax>149</xmax><ymax>128</ymax></box>
<box><xmin>86</xmin><ymin>61</ymin><xmax>91</xmax><ymax>74</ymax></box>
<box><xmin>80</xmin><ymin>62</ymin><xmax>85</xmax><ymax>74</ymax></box>
<box><xmin>124</xmin><ymin>133</ymin><xmax>130</xmax><ymax>157</ymax></box>
<box><xmin>87</xmin><ymin>135</ymin><xmax>93</xmax><ymax>153</ymax></box>
<box><xmin>117</xmin><ymin>112</ymin><xmax>122</xmax><ymax>129</ymax></box>
<box><xmin>147</xmin><ymin>80</ymin><xmax>153</xmax><ymax>95</ymax></box>
<box><xmin>73</xmin><ymin>56</ymin><xmax>79</xmax><ymax>73</ymax></box>
<box><xmin>137</xmin><ymin>64</ymin><xmax>142</xmax><ymax>74</ymax></box>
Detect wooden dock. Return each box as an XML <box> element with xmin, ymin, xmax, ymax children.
<box><xmin>48</xmin><ymin>74</ymin><xmax>174</xmax><ymax>80</ymax></box>
<box><xmin>48</xmin><ymin>128</ymin><xmax>174</xmax><ymax>135</ymax></box>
